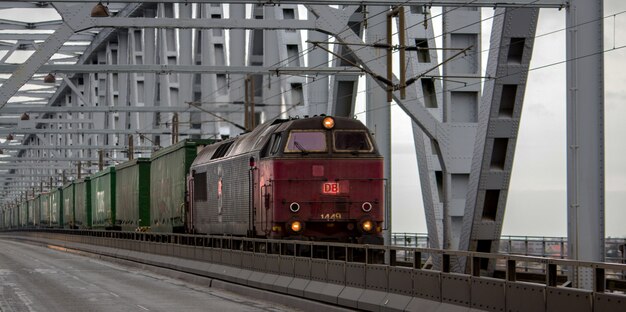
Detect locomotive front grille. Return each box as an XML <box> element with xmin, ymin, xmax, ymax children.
<box><xmin>320</xmin><ymin>196</ymin><xmax>348</xmax><ymax>212</ymax></box>
<box><xmin>335</xmin><ymin>200</ymin><xmax>348</xmax><ymax>212</ymax></box>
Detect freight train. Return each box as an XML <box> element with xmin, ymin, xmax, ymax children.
<box><xmin>0</xmin><ymin>116</ymin><xmax>385</xmax><ymax>244</ymax></box>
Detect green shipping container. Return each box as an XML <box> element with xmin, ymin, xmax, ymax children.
<box><xmin>19</xmin><ymin>201</ymin><xmax>27</xmax><ymax>227</ymax></box>
<box><xmin>27</xmin><ymin>196</ymin><xmax>36</xmax><ymax>226</ymax></box>
<box><xmin>116</xmin><ymin>158</ymin><xmax>150</xmax><ymax>231</ymax></box>
<box><xmin>11</xmin><ymin>204</ymin><xmax>18</xmax><ymax>228</ymax></box>
<box><xmin>39</xmin><ymin>192</ymin><xmax>51</xmax><ymax>226</ymax></box>
<box><xmin>74</xmin><ymin>178</ymin><xmax>92</xmax><ymax>228</ymax></box>
<box><xmin>32</xmin><ymin>195</ymin><xmax>40</xmax><ymax>226</ymax></box>
<box><xmin>62</xmin><ymin>182</ymin><xmax>75</xmax><ymax>229</ymax></box>
<box><xmin>150</xmin><ymin>139</ymin><xmax>213</xmax><ymax>233</ymax></box>
<box><xmin>90</xmin><ymin>167</ymin><xmax>117</xmax><ymax>230</ymax></box>
<box><xmin>50</xmin><ymin>188</ymin><xmax>62</xmax><ymax>227</ymax></box>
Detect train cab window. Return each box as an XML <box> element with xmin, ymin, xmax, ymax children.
<box><xmin>270</xmin><ymin>133</ymin><xmax>282</xmax><ymax>155</ymax></box>
<box><xmin>211</xmin><ymin>141</ymin><xmax>233</xmax><ymax>159</ymax></box>
<box><xmin>334</xmin><ymin>130</ymin><xmax>373</xmax><ymax>152</ymax></box>
<box><xmin>284</xmin><ymin>130</ymin><xmax>327</xmax><ymax>153</ymax></box>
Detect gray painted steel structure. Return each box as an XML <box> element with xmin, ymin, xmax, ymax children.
<box><xmin>0</xmin><ymin>1</ymin><xmax>609</xmax><ymax>291</ymax></box>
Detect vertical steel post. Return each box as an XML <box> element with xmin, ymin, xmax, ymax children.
<box><xmin>566</xmin><ymin>0</ymin><xmax>605</xmax><ymax>289</ymax></box>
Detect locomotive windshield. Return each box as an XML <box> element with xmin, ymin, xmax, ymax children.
<box><xmin>284</xmin><ymin>130</ymin><xmax>327</xmax><ymax>153</ymax></box>
<box><xmin>334</xmin><ymin>130</ymin><xmax>373</xmax><ymax>152</ymax></box>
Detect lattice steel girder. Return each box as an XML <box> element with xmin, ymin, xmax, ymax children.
<box><xmin>0</xmin><ymin>33</ymin><xmax>94</xmax><ymax>41</ymax></box>
<box><xmin>308</xmin><ymin>5</ymin><xmax>449</xmax><ymax>150</ymax></box>
<box><xmin>0</xmin><ymin>129</ymin><xmax>203</xmax><ymax>135</ymax></box>
<box><xmin>0</xmin><ymin>64</ymin><xmax>361</xmax><ymax>75</ymax></box>
<box><xmin>7</xmin><ymin>0</ymin><xmax>567</xmax><ymax>8</ymax></box>
<box><xmin>0</xmin><ymin>174</ymin><xmax>75</xmax><ymax>178</ymax></box>
<box><xmin>0</xmin><ymin>20</ymin><xmax>62</xmax><ymax>31</ymax></box>
<box><xmin>0</xmin><ymin>157</ymin><xmax>114</xmax><ymax>162</ymax></box>
<box><xmin>87</xmin><ymin>17</ymin><xmax>316</xmax><ymax>30</ymax></box>
<box><xmin>0</xmin><ymin>106</ymin><xmax>237</xmax><ymax>113</ymax></box>
<box><xmin>0</xmin><ymin>164</ymin><xmax>75</xmax><ymax>169</ymax></box>
<box><xmin>0</xmin><ymin>145</ymin><xmax>150</xmax><ymax>150</ymax></box>
<box><xmin>0</xmin><ymin>4</ymin><xmax>87</xmax><ymax>110</ymax></box>
<box><xmin>459</xmin><ymin>8</ymin><xmax>539</xmax><ymax>260</ymax></box>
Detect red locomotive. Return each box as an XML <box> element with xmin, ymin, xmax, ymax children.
<box><xmin>188</xmin><ymin>116</ymin><xmax>384</xmax><ymax>244</ymax></box>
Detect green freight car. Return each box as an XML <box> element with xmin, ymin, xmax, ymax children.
<box><xmin>62</xmin><ymin>182</ymin><xmax>75</xmax><ymax>229</ymax></box>
<box><xmin>90</xmin><ymin>167</ymin><xmax>118</xmax><ymax>230</ymax></box>
<box><xmin>116</xmin><ymin>158</ymin><xmax>150</xmax><ymax>232</ymax></box>
<box><xmin>19</xmin><ymin>201</ymin><xmax>27</xmax><ymax>227</ymax></box>
<box><xmin>27</xmin><ymin>196</ymin><xmax>36</xmax><ymax>226</ymax></box>
<box><xmin>74</xmin><ymin>177</ymin><xmax>91</xmax><ymax>228</ymax></box>
<box><xmin>50</xmin><ymin>187</ymin><xmax>62</xmax><ymax>228</ymax></box>
<box><xmin>150</xmin><ymin>139</ymin><xmax>213</xmax><ymax>233</ymax></box>
<box><xmin>10</xmin><ymin>204</ymin><xmax>18</xmax><ymax>228</ymax></box>
<box><xmin>39</xmin><ymin>192</ymin><xmax>51</xmax><ymax>226</ymax></box>
<box><xmin>32</xmin><ymin>195</ymin><xmax>40</xmax><ymax>227</ymax></box>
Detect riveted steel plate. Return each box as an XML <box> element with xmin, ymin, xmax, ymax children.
<box><xmin>212</xmin><ymin>248</ymin><xmax>222</xmax><ymax>263</ymax></box>
<box><xmin>311</xmin><ymin>259</ymin><xmax>327</xmax><ymax>282</ymax></box>
<box><xmin>441</xmin><ymin>273</ymin><xmax>470</xmax><ymax>307</ymax></box>
<box><xmin>294</xmin><ymin>257</ymin><xmax>310</xmax><ymax>279</ymax></box>
<box><xmin>470</xmin><ymin>277</ymin><xmax>505</xmax><ymax>312</ymax></box>
<box><xmin>231</xmin><ymin>251</ymin><xmax>244</xmax><ymax>267</ymax></box>
<box><xmin>182</xmin><ymin>245</ymin><xmax>194</xmax><ymax>259</ymax></box>
<box><xmin>266</xmin><ymin>255</ymin><xmax>280</xmax><ymax>274</ymax></box>
<box><xmin>505</xmin><ymin>281</ymin><xmax>545</xmax><ymax>312</ymax></box>
<box><xmin>346</xmin><ymin>263</ymin><xmax>366</xmax><ymax>288</ymax></box>
<box><xmin>546</xmin><ymin>287</ymin><xmax>592</xmax><ymax>312</ymax></box>
<box><xmin>222</xmin><ymin>250</ymin><xmax>234</xmax><ymax>265</ymax></box>
<box><xmin>389</xmin><ymin>267</ymin><xmax>413</xmax><ymax>296</ymax></box>
<box><xmin>366</xmin><ymin>264</ymin><xmax>388</xmax><ymax>291</ymax></box>
<box><xmin>414</xmin><ymin>269</ymin><xmax>441</xmax><ymax>300</ymax></box>
<box><xmin>253</xmin><ymin>253</ymin><xmax>266</xmax><ymax>271</ymax></box>
<box><xmin>327</xmin><ymin>261</ymin><xmax>346</xmax><ymax>285</ymax></box>
<box><xmin>200</xmin><ymin>247</ymin><xmax>213</xmax><ymax>261</ymax></box>
<box><xmin>594</xmin><ymin>292</ymin><xmax>626</xmax><ymax>311</ymax></box>
<box><xmin>242</xmin><ymin>252</ymin><xmax>254</xmax><ymax>269</ymax></box>
<box><xmin>358</xmin><ymin>289</ymin><xmax>387</xmax><ymax>311</ymax></box>
<box><xmin>280</xmin><ymin>257</ymin><xmax>295</xmax><ymax>275</ymax></box>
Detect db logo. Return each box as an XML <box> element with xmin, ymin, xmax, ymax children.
<box><xmin>322</xmin><ymin>182</ymin><xmax>339</xmax><ymax>194</ymax></box>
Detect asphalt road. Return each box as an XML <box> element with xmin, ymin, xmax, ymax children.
<box><xmin>0</xmin><ymin>239</ymin><xmax>297</xmax><ymax>312</ymax></box>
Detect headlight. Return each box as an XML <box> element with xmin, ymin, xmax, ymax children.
<box><xmin>362</xmin><ymin>202</ymin><xmax>372</xmax><ymax>212</ymax></box>
<box><xmin>290</xmin><ymin>221</ymin><xmax>303</xmax><ymax>232</ymax></box>
<box><xmin>322</xmin><ymin>116</ymin><xmax>335</xmax><ymax>129</ymax></box>
<box><xmin>289</xmin><ymin>202</ymin><xmax>300</xmax><ymax>213</ymax></box>
<box><xmin>361</xmin><ymin>220</ymin><xmax>374</xmax><ymax>232</ymax></box>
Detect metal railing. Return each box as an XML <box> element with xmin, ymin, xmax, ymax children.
<box><xmin>392</xmin><ymin>233</ymin><xmax>626</xmax><ymax>263</ymax></box>
<box><xmin>3</xmin><ymin>229</ymin><xmax>626</xmax><ymax>311</ymax></box>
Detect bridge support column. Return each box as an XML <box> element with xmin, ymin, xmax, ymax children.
<box><xmin>566</xmin><ymin>0</ymin><xmax>605</xmax><ymax>288</ymax></box>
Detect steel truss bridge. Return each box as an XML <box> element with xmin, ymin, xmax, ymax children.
<box><xmin>0</xmin><ymin>0</ymin><xmax>620</xmax><ymax>308</ymax></box>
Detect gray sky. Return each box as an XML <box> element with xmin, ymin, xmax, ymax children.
<box><xmin>386</xmin><ymin>1</ymin><xmax>626</xmax><ymax>238</ymax></box>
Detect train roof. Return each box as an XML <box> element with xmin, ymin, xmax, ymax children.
<box><xmin>192</xmin><ymin>115</ymin><xmax>375</xmax><ymax>168</ymax></box>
